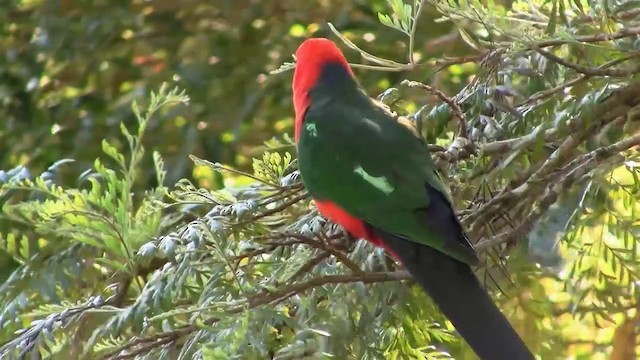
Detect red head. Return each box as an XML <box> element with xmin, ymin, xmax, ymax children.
<box><xmin>292</xmin><ymin>38</ymin><xmax>353</xmax><ymax>141</ymax></box>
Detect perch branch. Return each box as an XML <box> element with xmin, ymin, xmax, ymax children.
<box><xmin>103</xmin><ymin>271</ymin><xmax>410</xmax><ymax>359</ymax></box>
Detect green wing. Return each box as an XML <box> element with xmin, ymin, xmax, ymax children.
<box><xmin>297</xmin><ymin>95</ymin><xmax>477</xmax><ymax>264</ymax></box>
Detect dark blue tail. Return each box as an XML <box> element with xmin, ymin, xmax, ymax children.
<box><xmin>371</xmin><ymin>228</ymin><xmax>535</xmax><ymax>360</ymax></box>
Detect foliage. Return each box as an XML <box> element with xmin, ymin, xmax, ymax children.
<box><xmin>1</xmin><ymin>0</ymin><xmax>640</xmax><ymax>359</ymax></box>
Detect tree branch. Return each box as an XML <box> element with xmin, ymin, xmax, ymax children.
<box><xmin>103</xmin><ymin>271</ymin><xmax>410</xmax><ymax>359</ymax></box>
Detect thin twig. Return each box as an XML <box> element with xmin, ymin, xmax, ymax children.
<box><xmin>534</xmin><ymin>26</ymin><xmax>640</xmax><ymax>48</ymax></box>
<box><xmin>236</xmin><ymin>192</ymin><xmax>309</xmax><ymax>226</ymax></box>
<box><xmin>533</xmin><ymin>46</ymin><xmax>640</xmax><ymax>77</ymax></box>
<box><xmin>288</xmin><ymin>252</ymin><xmax>332</xmax><ymax>281</ymax></box>
<box><xmin>432</xmin><ymin>54</ymin><xmax>485</xmax><ymax>70</ymax></box>
<box><xmin>516</xmin><ymin>54</ymin><xmax>640</xmax><ymax>108</ymax></box>
<box><xmin>408</xmin><ymin>0</ymin><xmax>426</xmax><ymax>65</ymax></box>
<box><xmin>319</xmin><ymin>232</ymin><xmax>364</xmax><ymax>275</ymax></box>
<box><xmin>402</xmin><ymin>80</ymin><xmax>468</xmax><ymax>137</ymax></box>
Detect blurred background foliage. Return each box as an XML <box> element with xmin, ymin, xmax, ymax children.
<box><xmin>0</xmin><ymin>0</ymin><xmax>639</xmax><ymax>359</ymax></box>
<box><xmin>0</xmin><ymin>0</ymin><xmax>470</xmax><ymax>187</ymax></box>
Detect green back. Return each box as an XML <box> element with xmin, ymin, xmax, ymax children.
<box><xmin>297</xmin><ymin>68</ymin><xmax>477</xmax><ymax>264</ymax></box>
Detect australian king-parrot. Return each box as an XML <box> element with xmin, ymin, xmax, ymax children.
<box><xmin>292</xmin><ymin>37</ymin><xmax>535</xmax><ymax>360</ymax></box>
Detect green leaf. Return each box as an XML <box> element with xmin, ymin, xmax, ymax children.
<box><xmin>457</xmin><ymin>27</ymin><xmax>479</xmax><ymax>50</ymax></box>
<box><xmin>378</xmin><ymin>13</ymin><xmax>394</xmax><ymax>28</ymax></box>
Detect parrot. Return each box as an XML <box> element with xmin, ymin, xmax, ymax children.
<box><xmin>291</xmin><ymin>38</ymin><xmax>535</xmax><ymax>360</ymax></box>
